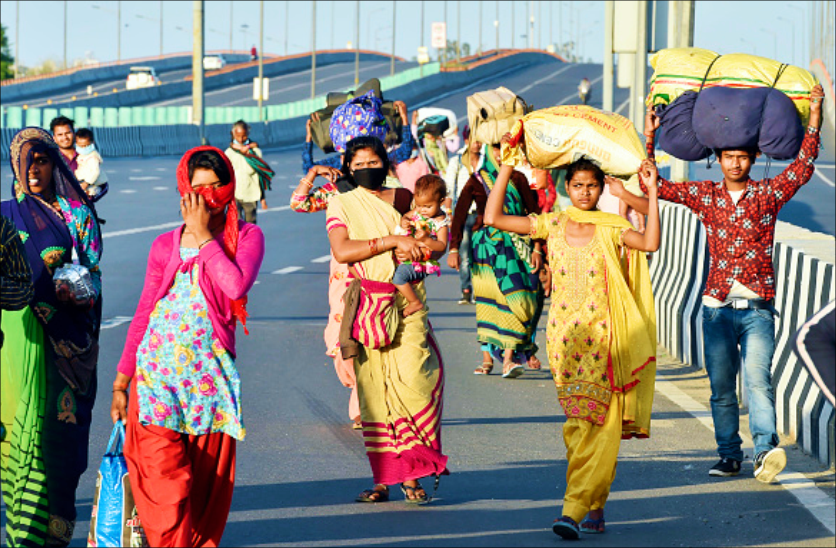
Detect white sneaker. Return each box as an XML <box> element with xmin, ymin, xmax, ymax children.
<box><xmin>754</xmin><ymin>447</ymin><xmax>786</xmax><ymax>483</ymax></box>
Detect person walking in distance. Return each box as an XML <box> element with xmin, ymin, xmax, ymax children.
<box><xmin>225</xmin><ymin>120</ymin><xmax>273</xmax><ymax>223</ymax></box>
<box><xmin>444</xmin><ymin>125</ymin><xmax>481</xmax><ymax>305</ymax></box>
<box><xmin>642</xmin><ymin>84</ymin><xmax>826</xmax><ymax>482</ymax></box>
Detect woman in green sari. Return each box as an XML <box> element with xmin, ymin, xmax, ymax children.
<box><xmin>1</xmin><ymin>127</ymin><xmax>103</xmax><ymax>547</ymax></box>
<box><xmin>451</xmin><ymin>142</ymin><xmax>544</xmax><ymax>378</ymax></box>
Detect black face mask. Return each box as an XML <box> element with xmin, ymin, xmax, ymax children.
<box><xmin>351</xmin><ymin>167</ymin><xmax>388</xmax><ymax>190</ymax></box>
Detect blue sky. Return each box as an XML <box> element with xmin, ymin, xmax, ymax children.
<box><xmin>0</xmin><ymin>1</ymin><xmax>815</xmax><ymax>70</ymax></box>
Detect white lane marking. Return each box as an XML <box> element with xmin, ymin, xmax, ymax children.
<box><xmin>656</xmin><ymin>376</ymin><xmax>835</xmax><ymax>535</ymax></box>
<box><xmin>615</xmin><ymin>97</ymin><xmax>630</xmax><ymax>114</ymax></box>
<box><xmin>130</xmin><ymin>169</ymin><xmax>143</xmax><ymax>173</ymax></box>
<box><xmin>101</xmin><ymin>315</ymin><xmax>133</xmax><ymax>330</ymax></box>
<box><xmin>517</xmin><ymin>64</ymin><xmax>576</xmax><ymax>94</ymax></box>
<box><xmin>814</xmin><ymin>167</ymin><xmax>835</xmax><ymax>188</ymax></box>
<box><xmin>153</xmin><ymin>186</ymin><xmax>169</xmax><ymax>191</ymax></box>
<box><xmin>103</xmin><ymin>220</ymin><xmax>183</xmax><ymax>239</ymax></box>
<box><xmin>120</xmin><ymin>189</ymin><xmax>138</xmax><ymax>194</ymax></box>
<box><xmin>272</xmin><ymin>266</ymin><xmax>303</xmax><ymax>275</ymax></box>
<box><xmin>220</xmin><ymin>61</ymin><xmax>393</xmax><ymax>107</ymax></box>
<box><xmin>253</xmin><ymin>280</ymin><xmax>261</xmax><ymax>285</ymax></box>
<box><xmin>311</xmin><ymin>255</ymin><xmax>331</xmax><ymax>263</ymax></box>
<box><xmin>155</xmin><ymin>167</ymin><xmax>168</xmax><ymax>172</ymax></box>
<box><xmin>129</xmin><ymin>176</ymin><xmax>161</xmax><ymax>181</ymax></box>
<box><xmin>101</xmin><ymin>204</ymin><xmax>291</xmax><ymax>239</ymax></box>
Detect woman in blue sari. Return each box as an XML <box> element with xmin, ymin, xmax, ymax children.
<box><xmin>0</xmin><ymin>127</ymin><xmax>103</xmax><ymax>547</ymax></box>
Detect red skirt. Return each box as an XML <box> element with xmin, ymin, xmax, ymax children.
<box><xmin>124</xmin><ymin>382</ymin><xmax>236</xmax><ymax>547</ymax></box>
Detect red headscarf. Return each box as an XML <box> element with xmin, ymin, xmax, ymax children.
<box><xmin>176</xmin><ymin>146</ymin><xmax>250</xmax><ymax>334</ymax></box>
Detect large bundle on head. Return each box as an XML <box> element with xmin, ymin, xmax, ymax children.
<box><xmin>329</xmin><ymin>90</ymin><xmax>391</xmax><ymax>153</ymax></box>
<box><xmin>647</xmin><ymin>47</ymin><xmax>818</xmax><ymax>161</ymax></box>
<box><xmin>311</xmin><ymin>78</ymin><xmax>402</xmax><ymax>153</ymax></box>
<box><xmin>500</xmin><ymin>105</ymin><xmax>646</xmax><ymax>183</ymax></box>
<box><xmin>467</xmin><ymin>86</ymin><xmax>532</xmax><ymax>145</ymax></box>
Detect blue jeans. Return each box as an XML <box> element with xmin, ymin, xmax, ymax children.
<box><xmin>702</xmin><ymin>305</ymin><xmax>780</xmax><ymax>461</ymax></box>
<box><xmin>459</xmin><ymin>213</ymin><xmax>477</xmax><ymax>294</ymax></box>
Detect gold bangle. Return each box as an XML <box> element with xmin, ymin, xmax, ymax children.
<box><xmin>449</xmin><ymin>249</ymin><xmax>459</xmax><ymax>254</ymax></box>
<box><xmin>300</xmin><ymin>178</ymin><xmax>314</xmax><ymax>187</ymax></box>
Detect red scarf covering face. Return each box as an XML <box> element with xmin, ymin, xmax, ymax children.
<box><xmin>176</xmin><ymin>146</ymin><xmax>250</xmax><ymax>334</ymax></box>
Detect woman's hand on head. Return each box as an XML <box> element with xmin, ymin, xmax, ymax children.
<box><xmin>644</xmin><ymin>105</ymin><xmax>660</xmax><ymax>136</ymax></box>
<box><xmin>307</xmin><ymin>164</ymin><xmax>341</xmax><ymax>183</ymax></box>
<box><xmin>111</xmin><ymin>390</ymin><xmax>128</xmax><ymax>425</ymax></box>
<box><xmin>181</xmin><ymin>192</ymin><xmax>213</xmax><ymax>240</ymax></box>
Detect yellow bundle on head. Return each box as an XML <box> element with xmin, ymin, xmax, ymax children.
<box><xmin>647</xmin><ymin>47</ymin><xmax>819</xmax><ymax>125</ymax></box>
<box><xmin>500</xmin><ymin>105</ymin><xmax>646</xmax><ymax>182</ymax></box>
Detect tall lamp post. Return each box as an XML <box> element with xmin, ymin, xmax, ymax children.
<box><xmin>259</xmin><ymin>0</ymin><xmax>265</xmax><ymax>118</ymax></box>
<box><xmin>311</xmin><ymin>0</ymin><xmax>316</xmax><ymax>99</ymax></box>
<box><xmin>136</xmin><ymin>4</ymin><xmax>165</xmax><ymax>58</ymax></box>
<box><xmin>14</xmin><ymin>0</ymin><xmax>19</xmax><ymax>78</ymax></box>
<box><xmin>760</xmin><ymin>27</ymin><xmax>778</xmax><ymax>60</ymax></box>
<box><xmin>391</xmin><ymin>1</ymin><xmax>396</xmax><ymax>75</ymax></box>
<box><xmin>354</xmin><ymin>0</ymin><xmax>360</xmax><ymax>86</ymax></box>
<box><xmin>787</xmin><ymin>2</ymin><xmax>805</xmax><ymax>66</ymax></box>
<box><xmin>64</xmin><ymin>0</ymin><xmax>68</xmax><ymax>69</ymax></box>
<box><xmin>92</xmin><ymin>2</ymin><xmax>123</xmax><ymax>64</ymax></box>
<box><xmin>495</xmin><ymin>1</ymin><xmax>499</xmax><ymax>52</ymax></box>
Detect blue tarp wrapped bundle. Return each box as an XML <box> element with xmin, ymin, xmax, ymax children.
<box><xmin>656</xmin><ymin>86</ymin><xmax>804</xmax><ymax>161</ymax></box>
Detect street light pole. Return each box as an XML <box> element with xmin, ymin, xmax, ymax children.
<box><xmin>495</xmin><ymin>0</ymin><xmax>499</xmax><ymax>52</ymax></box>
<box><xmin>443</xmin><ymin>0</ymin><xmax>448</xmax><ymax>64</ymax></box>
<box><xmin>777</xmin><ymin>16</ymin><xmax>795</xmax><ymax>64</ymax></box>
<box><xmin>285</xmin><ymin>1</ymin><xmax>289</xmax><ymax>56</ymax></box>
<box><xmin>192</xmin><ymin>0</ymin><xmax>205</xmax><ymax>144</ymax></box>
<box><xmin>63</xmin><ymin>0</ymin><xmax>68</xmax><ymax>69</ymax></box>
<box><xmin>354</xmin><ymin>0</ymin><xmax>360</xmax><ymax>86</ymax></box>
<box><xmin>760</xmin><ymin>27</ymin><xmax>778</xmax><ymax>60</ymax></box>
<box><xmin>787</xmin><ymin>3</ymin><xmax>805</xmax><ymax>66</ymax></box>
<box><xmin>457</xmin><ymin>0</ymin><xmax>461</xmax><ymax>62</ymax></box>
<box><xmin>478</xmin><ymin>1</ymin><xmax>482</xmax><ymax>56</ymax></box>
<box><xmin>160</xmin><ymin>0</ymin><xmax>164</xmax><ymax>56</ymax></box>
<box><xmin>391</xmin><ymin>1</ymin><xmax>396</xmax><ymax>75</ymax></box>
<box><xmin>259</xmin><ymin>0</ymin><xmax>264</xmax><ymax>119</ymax></box>
<box><xmin>311</xmin><ymin>0</ymin><xmax>316</xmax><ymax>99</ymax></box>
<box><xmin>14</xmin><ymin>0</ymin><xmax>19</xmax><ymax>78</ymax></box>
<box><xmin>117</xmin><ymin>1</ymin><xmax>122</xmax><ymax>64</ymax></box>
<box><xmin>229</xmin><ymin>1</ymin><xmax>233</xmax><ymax>50</ymax></box>
<box><xmin>420</xmin><ymin>0</ymin><xmax>425</xmax><ymax>76</ymax></box>
<box><xmin>511</xmin><ymin>2</ymin><xmax>515</xmax><ymax>49</ymax></box>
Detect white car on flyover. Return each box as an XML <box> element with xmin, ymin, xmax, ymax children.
<box><xmin>125</xmin><ymin>66</ymin><xmax>160</xmax><ymax>90</ymax></box>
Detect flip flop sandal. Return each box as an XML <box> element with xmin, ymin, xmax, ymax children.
<box><xmin>501</xmin><ymin>363</ymin><xmax>525</xmax><ymax>379</ymax></box>
<box><xmin>355</xmin><ymin>486</ymin><xmax>389</xmax><ymax>503</ymax></box>
<box><xmin>474</xmin><ymin>362</ymin><xmax>494</xmax><ymax>375</ymax></box>
<box><xmin>400</xmin><ymin>483</ymin><xmax>430</xmax><ymax>505</ymax></box>
<box><xmin>579</xmin><ymin>517</ymin><xmax>605</xmax><ymax>534</ymax></box>
<box><xmin>552</xmin><ymin>516</ymin><xmax>580</xmax><ymax>540</ymax></box>
<box><xmin>351</xmin><ymin>420</ymin><xmax>363</xmax><ymax>430</ymax></box>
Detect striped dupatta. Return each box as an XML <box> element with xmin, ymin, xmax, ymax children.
<box><xmin>326</xmin><ymin>188</ymin><xmax>449</xmax><ymax>485</ymax></box>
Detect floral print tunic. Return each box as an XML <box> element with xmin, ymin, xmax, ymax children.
<box><xmin>135</xmin><ymin>247</ymin><xmax>245</xmax><ymax>440</ymax></box>
<box><xmin>543</xmin><ymin>213</ymin><xmax>613</xmax><ymax>426</ymax></box>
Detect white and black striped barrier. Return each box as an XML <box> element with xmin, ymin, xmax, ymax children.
<box><xmin>652</xmin><ymin>202</ymin><xmax>835</xmax><ymax>466</ymax></box>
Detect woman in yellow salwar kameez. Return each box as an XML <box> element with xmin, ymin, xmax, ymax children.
<box><xmin>485</xmin><ymin>156</ymin><xmax>660</xmax><ymax>539</ymax></box>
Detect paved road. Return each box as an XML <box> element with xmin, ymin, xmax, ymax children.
<box><xmin>0</xmin><ymin>59</ymin><xmax>833</xmax><ymax>547</ymax></box>
<box><xmin>3</xmin><ymin>64</ymin><xmax>246</xmax><ymax>109</ymax></box>
<box><xmin>145</xmin><ymin>59</ymin><xmax>417</xmax><ymax>108</ymax></box>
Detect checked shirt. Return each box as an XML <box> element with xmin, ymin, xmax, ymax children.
<box><xmin>642</xmin><ymin>127</ymin><xmax>821</xmax><ymax>302</ymax></box>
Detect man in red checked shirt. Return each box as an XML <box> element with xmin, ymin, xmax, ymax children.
<box><xmin>642</xmin><ymin>84</ymin><xmax>825</xmax><ymax>483</ymax></box>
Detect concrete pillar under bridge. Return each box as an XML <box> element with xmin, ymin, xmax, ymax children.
<box><xmin>602</xmin><ymin>0</ymin><xmax>693</xmax><ymax>182</ymax></box>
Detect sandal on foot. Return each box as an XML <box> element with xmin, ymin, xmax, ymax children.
<box><xmin>579</xmin><ymin>517</ymin><xmax>605</xmax><ymax>534</ymax></box>
<box><xmin>552</xmin><ymin>516</ymin><xmax>580</xmax><ymax>540</ymax></box>
<box><xmin>474</xmin><ymin>362</ymin><xmax>493</xmax><ymax>375</ymax></box>
<box><xmin>351</xmin><ymin>419</ymin><xmax>363</xmax><ymax>430</ymax></box>
<box><xmin>355</xmin><ymin>485</ymin><xmax>389</xmax><ymax>503</ymax></box>
<box><xmin>400</xmin><ymin>483</ymin><xmax>430</xmax><ymax>505</ymax></box>
<box><xmin>501</xmin><ymin>362</ymin><xmax>525</xmax><ymax>379</ymax></box>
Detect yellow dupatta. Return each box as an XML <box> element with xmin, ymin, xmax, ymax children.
<box><xmin>564</xmin><ymin>206</ymin><xmax>657</xmax><ymax>438</ymax></box>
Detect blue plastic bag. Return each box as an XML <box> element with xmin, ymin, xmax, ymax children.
<box><xmin>87</xmin><ymin>422</ymin><xmax>147</xmax><ymax>547</ymax></box>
